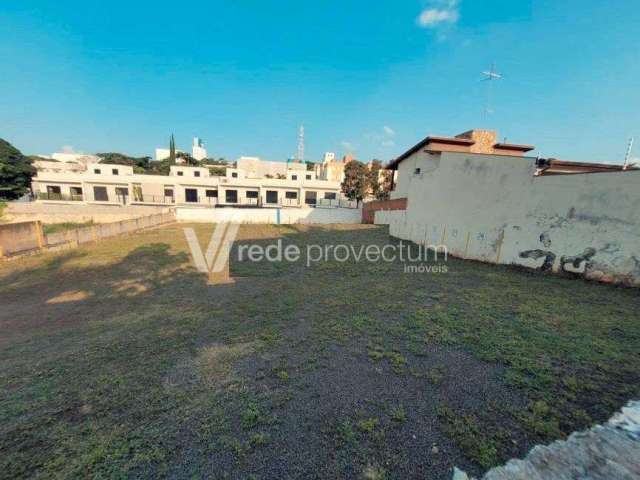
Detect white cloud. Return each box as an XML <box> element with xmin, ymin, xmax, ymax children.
<box><xmin>383</xmin><ymin>126</ymin><xmax>395</xmax><ymax>137</ymax></box>
<box><xmin>417</xmin><ymin>0</ymin><xmax>460</xmax><ymax>28</ymax></box>
<box><xmin>381</xmin><ymin>140</ymin><xmax>395</xmax><ymax>148</ymax></box>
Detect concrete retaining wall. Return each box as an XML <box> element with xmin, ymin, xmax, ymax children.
<box><xmin>376</xmin><ymin>151</ymin><xmax>640</xmax><ymax>287</ymax></box>
<box><xmin>1</xmin><ymin>213</ymin><xmax>175</xmax><ymax>258</ymax></box>
<box><xmin>3</xmin><ymin>202</ymin><xmax>172</xmax><ymax>224</ymax></box>
<box><xmin>0</xmin><ymin>221</ymin><xmax>43</xmax><ymax>256</ymax></box>
<box><xmin>176</xmin><ymin>206</ymin><xmax>362</xmax><ymax>224</ymax></box>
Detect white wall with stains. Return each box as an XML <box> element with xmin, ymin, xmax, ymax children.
<box><xmin>376</xmin><ymin>151</ymin><xmax>640</xmax><ymax>286</ymax></box>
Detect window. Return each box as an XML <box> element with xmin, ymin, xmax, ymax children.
<box><xmin>266</xmin><ymin>190</ymin><xmax>278</xmax><ymax>204</ymax></box>
<box><xmin>231</xmin><ymin>172</ymin><xmax>238</xmax><ymax>178</ymax></box>
<box><xmin>93</xmin><ymin>186</ymin><xmax>108</xmax><ymax>201</ymax></box>
<box><xmin>246</xmin><ymin>191</ymin><xmax>259</xmax><ymax>198</ymax></box>
<box><xmin>292</xmin><ymin>175</ymin><xmax>298</xmax><ymax>180</ymax></box>
<box><xmin>46</xmin><ymin>185</ymin><xmax>61</xmax><ymax>194</ymax></box>
<box><xmin>164</xmin><ymin>188</ymin><xmax>174</xmax><ymax>198</ymax></box>
<box><xmin>194</xmin><ymin>171</ymin><xmax>201</xmax><ymax>177</ymax></box>
<box><xmin>177</xmin><ymin>171</ymin><xmax>184</xmax><ymax>176</ymax></box>
<box><xmin>115</xmin><ymin>187</ymin><xmax>128</xmax><ymax>204</ymax></box>
<box><xmin>70</xmin><ymin>186</ymin><xmax>83</xmax><ymax>197</ymax></box>
<box><xmin>414</xmin><ymin>167</ymin><xmax>421</xmax><ymax>175</ymax></box>
<box><xmin>305</xmin><ymin>191</ymin><xmax>317</xmax><ymax>205</ymax></box>
<box><xmin>324</xmin><ymin>192</ymin><xmax>337</xmax><ymax>200</ymax></box>
<box><xmin>94</xmin><ymin>168</ymin><xmax>101</xmax><ymax>174</ymax></box>
<box><xmin>185</xmin><ymin>188</ymin><xmax>198</xmax><ymax>203</ymax></box>
<box><xmin>205</xmin><ymin>189</ymin><xmax>218</xmax><ymax>198</ymax></box>
<box><xmin>112</xmin><ymin>168</ymin><xmax>119</xmax><ymax>175</ymax></box>
<box><xmin>225</xmin><ymin>190</ymin><xmax>238</xmax><ymax>203</ymax></box>
<box><xmin>306</xmin><ymin>174</ymin><xmax>312</xmax><ymax>180</ymax></box>
<box><xmin>285</xmin><ymin>191</ymin><xmax>297</xmax><ymax>199</ymax></box>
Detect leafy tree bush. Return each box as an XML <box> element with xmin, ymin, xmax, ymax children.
<box><xmin>176</xmin><ymin>151</ymin><xmax>199</xmax><ymax>166</ymax></box>
<box><xmin>368</xmin><ymin>160</ymin><xmax>392</xmax><ymax>200</ymax></box>
<box><xmin>341</xmin><ymin>160</ymin><xmax>369</xmax><ymax>204</ymax></box>
<box><xmin>0</xmin><ymin>139</ymin><xmax>35</xmax><ymax>200</ymax></box>
<box><xmin>145</xmin><ymin>158</ymin><xmax>174</xmax><ymax>176</ymax></box>
<box><xmin>97</xmin><ymin>152</ymin><xmax>151</xmax><ymax>171</ymax></box>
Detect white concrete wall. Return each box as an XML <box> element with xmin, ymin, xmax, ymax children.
<box><xmin>378</xmin><ymin>151</ymin><xmax>640</xmax><ymax>286</ymax></box>
<box><xmin>176</xmin><ymin>207</ymin><xmax>362</xmax><ymax>224</ymax></box>
<box><xmin>4</xmin><ymin>203</ymin><xmax>172</xmax><ymax>224</ymax></box>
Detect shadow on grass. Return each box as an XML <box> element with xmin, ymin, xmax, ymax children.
<box><xmin>0</xmin><ymin>223</ymin><xmax>639</xmax><ymax>479</ymax></box>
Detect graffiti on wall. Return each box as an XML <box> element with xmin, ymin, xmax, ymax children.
<box><xmin>519</xmin><ymin>233</ymin><xmax>556</xmax><ymax>271</ymax></box>
<box><xmin>560</xmin><ymin>247</ymin><xmax>597</xmax><ymax>275</ymax></box>
<box><xmin>519</xmin><ymin>233</ymin><xmax>597</xmax><ymax>276</ymax></box>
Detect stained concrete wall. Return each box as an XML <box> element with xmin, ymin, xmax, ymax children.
<box><xmin>0</xmin><ymin>222</ymin><xmax>43</xmax><ymax>256</ymax></box>
<box><xmin>4</xmin><ymin>203</ymin><xmax>172</xmax><ymax>224</ymax></box>
<box><xmin>176</xmin><ymin>206</ymin><xmax>362</xmax><ymax>224</ymax></box>
<box><xmin>376</xmin><ymin>151</ymin><xmax>640</xmax><ymax>286</ymax></box>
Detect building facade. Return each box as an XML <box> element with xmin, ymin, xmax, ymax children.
<box><xmin>192</xmin><ymin>137</ymin><xmax>207</xmax><ymax>161</ymax></box>
<box><xmin>32</xmin><ymin>163</ymin><xmax>348</xmax><ymax>208</ymax></box>
<box><xmin>378</xmin><ymin>128</ymin><xmax>640</xmax><ymax>287</ymax></box>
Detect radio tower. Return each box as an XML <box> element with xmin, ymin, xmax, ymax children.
<box><xmin>297</xmin><ymin>124</ymin><xmax>305</xmax><ymax>163</ymax></box>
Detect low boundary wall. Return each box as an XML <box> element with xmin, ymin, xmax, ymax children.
<box><xmin>0</xmin><ymin>221</ymin><xmax>44</xmax><ymax>257</ymax></box>
<box><xmin>176</xmin><ymin>206</ymin><xmax>362</xmax><ymax>224</ymax></box>
<box><xmin>362</xmin><ymin>198</ymin><xmax>407</xmax><ymax>224</ymax></box>
<box><xmin>3</xmin><ymin>202</ymin><xmax>172</xmax><ymax>224</ymax></box>
<box><xmin>0</xmin><ymin>212</ymin><xmax>175</xmax><ymax>259</ymax></box>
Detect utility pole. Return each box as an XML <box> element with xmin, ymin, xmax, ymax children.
<box><xmin>297</xmin><ymin>124</ymin><xmax>305</xmax><ymax>163</ymax></box>
<box><xmin>623</xmin><ymin>137</ymin><xmax>634</xmax><ymax>170</ymax></box>
<box><xmin>481</xmin><ymin>63</ymin><xmax>502</xmax><ymax>120</ymax></box>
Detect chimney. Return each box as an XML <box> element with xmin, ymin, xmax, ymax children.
<box><xmin>455</xmin><ymin>130</ymin><xmax>498</xmax><ymax>154</ymax></box>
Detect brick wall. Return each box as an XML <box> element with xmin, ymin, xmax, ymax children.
<box><xmin>362</xmin><ymin>198</ymin><xmax>407</xmax><ymax>224</ymax></box>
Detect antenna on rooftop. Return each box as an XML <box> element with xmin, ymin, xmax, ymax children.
<box><xmin>623</xmin><ymin>137</ymin><xmax>634</xmax><ymax>169</ymax></box>
<box><xmin>481</xmin><ymin>63</ymin><xmax>502</xmax><ymax>119</ymax></box>
<box><xmin>297</xmin><ymin>124</ymin><xmax>305</xmax><ymax>163</ymax></box>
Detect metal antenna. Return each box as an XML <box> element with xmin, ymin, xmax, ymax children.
<box><xmin>297</xmin><ymin>124</ymin><xmax>305</xmax><ymax>163</ymax></box>
<box><xmin>481</xmin><ymin>63</ymin><xmax>502</xmax><ymax>118</ymax></box>
<box><xmin>623</xmin><ymin>137</ymin><xmax>634</xmax><ymax>169</ymax></box>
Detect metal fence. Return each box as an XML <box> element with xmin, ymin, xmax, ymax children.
<box><xmin>37</xmin><ymin>192</ymin><xmax>83</xmax><ymax>202</ymax></box>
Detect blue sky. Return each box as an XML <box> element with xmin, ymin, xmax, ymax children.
<box><xmin>1</xmin><ymin>0</ymin><xmax>639</xmax><ymax>164</ymax></box>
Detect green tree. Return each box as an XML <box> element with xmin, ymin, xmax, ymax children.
<box><xmin>376</xmin><ymin>169</ymin><xmax>392</xmax><ymax>200</ymax></box>
<box><xmin>169</xmin><ymin>134</ymin><xmax>176</xmax><ymax>164</ymax></box>
<box><xmin>367</xmin><ymin>160</ymin><xmax>392</xmax><ymax>200</ymax></box>
<box><xmin>201</xmin><ymin>158</ymin><xmax>228</xmax><ymax>166</ymax></box>
<box><xmin>0</xmin><ymin>139</ymin><xmax>36</xmax><ymax>200</ymax></box>
<box><xmin>341</xmin><ymin>160</ymin><xmax>369</xmax><ymax>204</ymax></box>
<box><xmin>97</xmin><ymin>153</ymin><xmax>151</xmax><ymax>171</ymax></box>
<box><xmin>176</xmin><ymin>151</ymin><xmax>199</xmax><ymax>166</ymax></box>
<box><xmin>145</xmin><ymin>157</ymin><xmax>174</xmax><ymax>176</ymax></box>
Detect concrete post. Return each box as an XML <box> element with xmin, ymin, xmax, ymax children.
<box><xmin>35</xmin><ymin>221</ymin><xmax>45</xmax><ymax>249</ymax></box>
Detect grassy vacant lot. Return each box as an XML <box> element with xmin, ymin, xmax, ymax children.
<box><xmin>1</xmin><ymin>223</ymin><xmax>639</xmax><ymax>479</ymax></box>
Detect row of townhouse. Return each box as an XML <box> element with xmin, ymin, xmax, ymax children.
<box><xmin>32</xmin><ymin>163</ymin><xmax>353</xmax><ymax>208</ymax></box>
